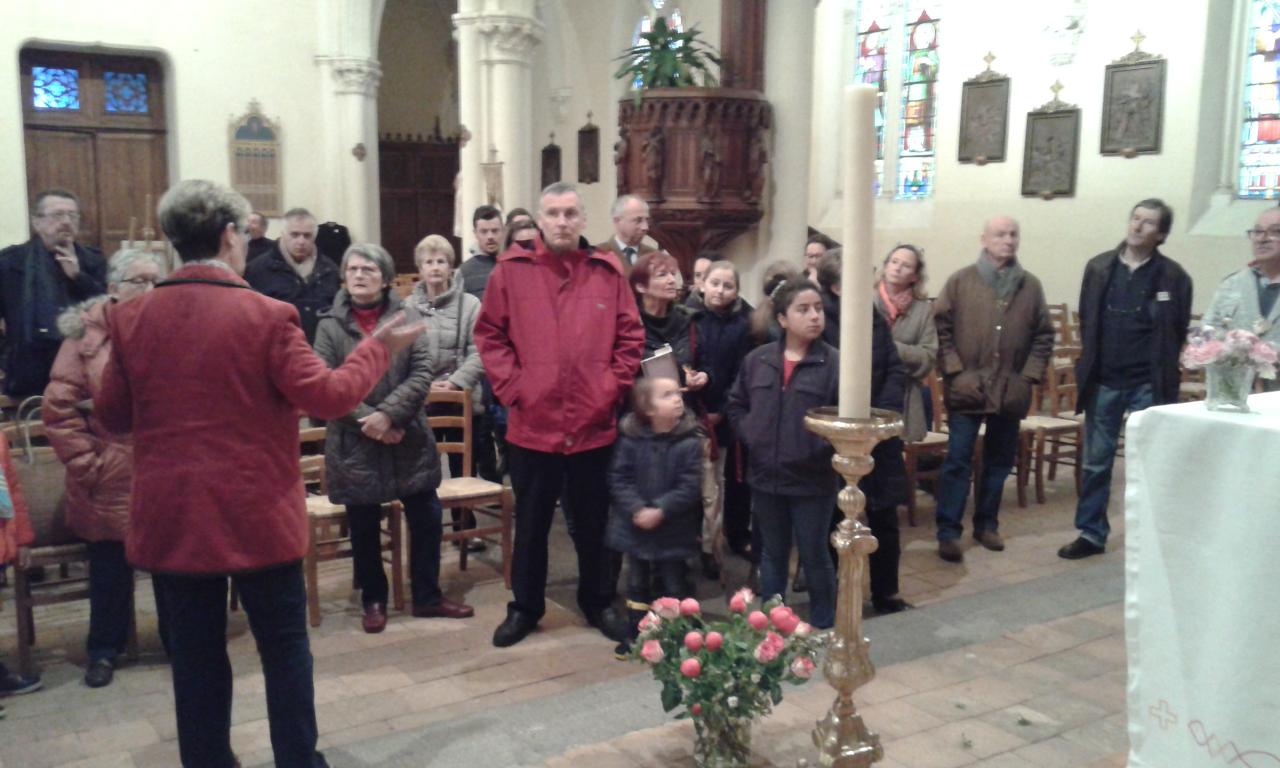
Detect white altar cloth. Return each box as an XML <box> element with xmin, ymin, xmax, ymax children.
<box><xmin>1125</xmin><ymin>391</ymin><xmax>1280</xmax><ymax>767</ymax></box>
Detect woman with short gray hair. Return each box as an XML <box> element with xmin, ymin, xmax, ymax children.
<box><xmin>313</xmin><ymin>243</ymin><xmax>474</xmax><ymax>632</ymax></box>
<box><xmin>157</xmin><ymin>179</ymin><xmax>250</xmax><ymax>263</ymax></box>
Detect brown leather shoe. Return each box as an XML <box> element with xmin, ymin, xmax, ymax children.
<box><xmin>974</xmin><ymin>530</ymin><xmax>1006</xmax><ymax>551</ymax></box>
<box><xmin>362</xmin><ymin>603</ymin><xmax>387</xmax><ymax>634</ymax></box>
<box><xmin>938</xmin><ymin>539</ymin><xmax>964</xmax><ymax>563</ymax></box>
<box><xmin>412</xmin><ymin>598</ymin><xmax>475</xmax><ymax>619</ymax></box>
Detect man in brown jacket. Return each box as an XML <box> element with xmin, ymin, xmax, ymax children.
<box><xmin>593</xmin><ymin>194</ymin><xmax>656</xmax><ymax>274</ymax></box>
<box><xmin>932</xmin><ymin>216</ymin><xmax>1054</xmax><ymax>563</ymax></box>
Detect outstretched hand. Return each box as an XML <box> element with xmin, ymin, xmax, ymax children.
<box><xmin>371</xmin><ymin>311</ymin><xmax>427</xmax><ymax>355</ymax></box>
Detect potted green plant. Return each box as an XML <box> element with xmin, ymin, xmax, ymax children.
<box><xmin>631</xmin><ymin>589</ymin><xmax>823</xmax><ymax>768</ymax></box>
<box><xmin>614</xmin><ymin>16</ymin><xmax>722</xmax><ymax>102</ymax></box>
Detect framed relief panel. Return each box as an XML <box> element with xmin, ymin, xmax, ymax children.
<box><xmin>1021</xmin><ymin>86</ymin><xmax>1080</xmax><ymax>198</ymax></box>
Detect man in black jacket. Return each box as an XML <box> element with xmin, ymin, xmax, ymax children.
<box><xmin>1060</xmin><ymin>198</ymin><xmax>1192</xmax><ymax>559</ymax></box>
<box><xmin>244</xmin><ymin>208</ymin><xmax>339</xmax><ymax>344</ymax></box>
<box><xmin>0</xmin><ymin>189</ymin><xmax>106</xmax><ymax>396</ymax></box>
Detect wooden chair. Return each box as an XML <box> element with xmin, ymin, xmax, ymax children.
<box><xmin>1017</xmin><ymin>358</ymin><xmax>1085</xmax><ymax>504</ymax></box>
<box><xmin>427</xmin><ymin>389</ymin><xmax>513</xmax><ymax>588</ymax></box>
<box><xmin>1048</xmin><ymin>303</ymin><xmax>1078</xmax><ymax>348</ymax></box>
<box><xmin>1042</xmin><ymin>347</ymin><xmax>1085</xmax><ymax>492</ymax></box>
<box><xmin>296</xmin><ymin>424</ymin><xmax>405</xmax><ymax>627</ymax></box>
<box><xmin>901</xmin><ymin>370</ymin><xmax>949</xmax><ymax>526</ymax></box>
<box><xmin>2</xmin><ymin>415</ymin><xmax>138</xmax><ymax>677</ymax></box>
<box><xmin>392</xmin><ymin>274</ymin><xmax>420</xmax><ymax>299</ymax></box>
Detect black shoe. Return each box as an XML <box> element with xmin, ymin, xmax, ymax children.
<box><xmin>1058</xmin><ymin>537</ymin><xmax>1105</xmax><ymax>560</ymax></box>
<box><xmin>451</xmin><ymin>538</ymin><xmax>487</xmax><ymax>553</ymax></box>
<box><xmin>492</xmin><ymin>611</ymin><xmax>538</xmax><ymax>648</ymax></box>
<box><xmin>872</xmin><ymin>596</ymin><xmax>913</xmax><ymax>615</ymax></box>
<box><xmin>938</xmin><ymin>539</ymin><xmax>964</xmax><ymax>563</ymax></box>
<box><xmin>700</xmin><ymin>552</ymin><xmax>720</xmax><ymax>580</ymax></box>
<box><xmin>585</xmin><ymin>606</ymin><xmax>628</xmax><ymax>643</ymax></box>
<box><xmin>792</xmin><ymin>568</ymin><xmax>807</xmax><ymax>593</ymax></box>
<box><xmin>613</xmin><ymin>640</ymin><xmax>632</xmax><ymax>661</ymax></box>
<box><xmin>0</xmin><ymin>666</ymin><xmax>42</xmax><ymax>696</ymax></box>
<box><xmin>84</xmin><ymin>659</ymin><xmax>114</xmax><ymax>688</ymax></box>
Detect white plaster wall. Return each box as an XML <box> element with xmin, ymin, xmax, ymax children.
<box><xmin>780</xmin><ymin>0</ymin><xmax>1266</xmax><ymax>314</ymax></box>
<box><xmin>1</xmin><ymin>0</ymin><xmax>339</xmax><ymax>243</ymax></box>
<box><xmin>378</xmin><ymin>0</ymin><xmax>458</xmax><ymax>138</ymax></box>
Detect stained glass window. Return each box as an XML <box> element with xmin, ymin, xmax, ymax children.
<box><xmin>853</xmin><ymin>2</ymin><xmax>892</xmax><ymax>195</ymax></box>
<box><xmin>104</xmin><ymin>71</ymin><xmax>149</xmax><ymax>114</ymax></box>
<box><xmin>31</xmin><ymin>66</ymin><xmax>80</xmax><ymax>110</ymax></box>
<box><xmin>897</xmin><ymin>3</ymin><xmax>939</xmax><ymax>200</ymax></box>
<box><xmin>1241</xmin><ymin>0</ymin><xmax>1280</xmax><ymax>199</ymax></box>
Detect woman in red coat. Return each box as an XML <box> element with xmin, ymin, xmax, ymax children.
<box><xmin>43</xmin><ymin>248</ymin><xmax>163</xmax><ymax>688</ymax></box>
<box><xmin>0</xmin><ymin>431</ymin><xmax>43</xmax><ymax>708</ymax></box>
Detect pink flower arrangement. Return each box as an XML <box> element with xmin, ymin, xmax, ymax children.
<box><xmin>1183</xmin><ymin>325</ymin><xmax>1278</xmax><ymax>380</ymax></box>
<box><xmin>629</xmin><ymin>591</ymin><xmax>823</xmax><ymax>732</ymax></box>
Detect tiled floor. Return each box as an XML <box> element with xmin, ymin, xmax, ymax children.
<box><xmin>0</xmin><ymin>469</ymin><xmax>1130</xmax><ymax>767</ymax></box>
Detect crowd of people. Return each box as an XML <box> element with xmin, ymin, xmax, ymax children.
<box><xmin>1</xmin><ymin>181</ymin><xmax>1278</xmax><ymax>764</ymax></box>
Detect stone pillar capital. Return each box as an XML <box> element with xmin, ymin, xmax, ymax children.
<box><xmin>315</xmin><ymin>55</ymin><xmax>383</xmax><ymax>96</ymax></box>
<box><xmin>466</xmin><ymin>14</ymin><xmax>544</xmax><ymax>63</ymax></box>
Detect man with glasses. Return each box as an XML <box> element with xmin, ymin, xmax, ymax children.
<box><xmin>0</xmin><ymin>189</ymin><xmax>106</xmax><ymax>396</ymax></box>
<box><xmin>1059</xmin><ymin>199</ymin><xmax>1192</xmax><ymax>560</ymax></box>
<box><xmin>1203</xmin><ymin>207</ymin><xmax>1280</xmax><ymax>392</ymax></box>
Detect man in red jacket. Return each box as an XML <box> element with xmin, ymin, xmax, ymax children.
<box><xmin>96</xmin><ymin>179</ymin><xmax>422</xmax><ymax>768</ymax></box>
<box><xmin>476</xmin><ymin>182</ymin><xmax>645</xmax><ymax>648</ymax></box>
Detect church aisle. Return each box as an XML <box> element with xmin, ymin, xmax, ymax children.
<box><xmin>0</xmin><ymin>469</ymin><xmax>1126</xmax><ymax>767</ymax></box>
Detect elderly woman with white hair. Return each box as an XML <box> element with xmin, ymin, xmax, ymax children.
<box><xmin>405</xmin><ymin>235</ymin><xmax>495</xmax><ymax>548</ymax></box>
<box><xmin>42</xmin><ymin>248</ymin><xmax>164</xmax><ymax>688</ymax></box>
<box><xmin>313</xmin><ymin>243</ymin><xmax>474</xmax><ymax>634</ymax></box>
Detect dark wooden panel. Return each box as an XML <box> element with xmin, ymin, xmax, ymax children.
<box><xmin>24</xmin><ymin>129</ymin><xmax>98</xmax><ymax>247</ymax></box>
<box><xmin>95</xmin><ymin>132</ymin><xmax>168</xmax><ymax>249</ymax></box>
<box><xmin>378</xmin><ymin>139</ymin><xmax>459</xmax><ymax>275</ymax></box>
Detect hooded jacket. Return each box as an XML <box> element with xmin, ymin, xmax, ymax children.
<box><xmin>42</xmin><ymin>296</ymin><xmax>132</xmax><ymax>541</ymax></box>
<box><xmin>474</xmin><ymin>236</ymin><xmax>645</xmax><ymax>454</ymax></box>
<box><xmin>313</xmin><ymin>289</ymin><xmax>440</xmax><ymax>505</ymax></box>
<box><xmin>405</xmin><ymin>275</ymin><xmax>485</xmax><ymax>409</ymax></box>
<box><xmin>606</xmin><ymin>411</ymin><xmax>704</xmax><ymax>561</ymax></box>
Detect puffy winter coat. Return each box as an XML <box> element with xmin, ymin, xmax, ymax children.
<box><xmin>313</xmin><ymin>289</ymin><xmax>440</xmax><ymax>505</ymax></box>
<box><xmin>404</xmin><ymin>275</ymin><xmax>485</xmax><ymax>410</ymax></box>
<box><xmin>42</xmin><ymin>297</ymin><xmax>132</xmax><ymax>541</ymax></box>
<box><xmin>606</xmin><ymin>412</ymin><xmax>704</xmax><ymax>561</ymax></box>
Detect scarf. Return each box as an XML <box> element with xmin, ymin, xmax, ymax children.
<box><xmin>975</xmin><ymin>252</ymin><xmax>1025</xmax><ymax>304</ymax></box>
<box><xmin>877</xmin><ymin>280</ymin><xmax>915</xmax><ymax>328</ymax></box>
<box><xmin>286</xmin><ymin>251</ymin><xmax>317</xmax><ymax>280</ymax></box>
<box><xmin>22</xmin><ymin>242</ymin><xmax>66</xmax><ymax>346</ymax></box>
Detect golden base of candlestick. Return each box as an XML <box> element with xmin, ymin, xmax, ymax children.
<box><xmin>803</xmin><ymin>406</ymin><xmax>903</xmax><ymax>768</ymax></box>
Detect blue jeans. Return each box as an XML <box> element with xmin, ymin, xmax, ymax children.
<box><xmin>86</xmin><ymin>540</ymin><xmax>133</xmax><ymax>664</ymax></box>
<box><xmin>152</xmin><ymin>562</ymin><xmax>327</xmax><ymax>768</ymax></box>
<box><xmin>752</xmin><ymin>491</ymin><xmax>837</xmax><ymax>629</ymax></box>
<box><xmin>1075</xmin><ymin>383</ymin><xmax>1152</xmax><ymax>546</ymax></box>
<box><xmin>935</xmin><ymin>412</ymin><xmax>1020</xmax><ymax>542</ymax></box>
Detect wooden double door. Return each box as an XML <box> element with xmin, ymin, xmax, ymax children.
<box><xmin>379</xmin><ymin>137</ymin><xmax>459</xmax><ymax>274</ymax></box>
<box><xmin>21</xmin><ymin>49</ymin><xmax>168</xmax><ymax>252</ymax></box>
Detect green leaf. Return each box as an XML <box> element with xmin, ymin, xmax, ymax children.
<box><xmin>661</xmin><ymin>682</ymin><xmax>683</xmax><ymax>712</ymax></box>
<box><xmin>770</xmin><ymin>684</ymin><xmax>783</xmax><ymax>705</ymax></box>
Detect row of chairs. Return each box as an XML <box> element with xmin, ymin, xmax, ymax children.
<box><xmin>5</xmin><ymin>389</ymin><xmax>512</xmax><ymax>675</ymax></box>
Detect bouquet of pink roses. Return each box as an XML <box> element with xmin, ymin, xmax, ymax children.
<box><xmin>1182</xmin><ymin>325</ymin><xmax>1278</xmax><ymax>379</ymax></box>
<box><xmin>631</xmin><ymin>588</ymin><xmax>823</xmax><ymax>765</ymax></box>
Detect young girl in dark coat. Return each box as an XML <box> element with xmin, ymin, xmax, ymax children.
<box><xmin>607</xmin><ymin>377</ymin><xmax>704</xmax><ymax>656</ymax></box>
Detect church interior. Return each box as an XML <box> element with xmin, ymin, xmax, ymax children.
<box><xmin>1</xmin><ymin>0</ymin><xmax>1275</xmax><ymax>766</ymax></box>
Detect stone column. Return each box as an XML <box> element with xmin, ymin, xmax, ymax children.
<box><xmin>479</xmin><ymin>12</ymin><xmax>543</xmax><ymax>211</ymax></box>
<box><xmin>315</xmin><ymin>55</ymin><xmax>382</xmax><ymax>242</ymax></box>
<box><xmin>454</xmin><ymin>1</ymin><xmax>542</xmax><ymax>229</ymax></box>
<box><xmin>763</xmin><ymin>1</ymin><xmax>817</xmax><ymax>265</ymax></box>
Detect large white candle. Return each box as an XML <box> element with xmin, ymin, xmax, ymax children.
<box><xmin>838</xmin><ymin>85</ymin><xmax>876</xmax><ymax>419</ymax></box>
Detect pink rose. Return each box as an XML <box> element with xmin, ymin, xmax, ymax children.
<box><xmin>754</xmin><ymin>631</ymin><xmax>785</xmax><ymax>663</ymax></box>
<box><xmin>640</xmin><ymin>639</ymin><xmax>665</xmax><ymax>664</ymax></box>
<box><xmin>685</xmin><ymin>631</ymin><xmax>704</xmax><ymax>652</ymax></box>
<box><xmin>652</xmin><ymin>597</ymin><xmax>681</xmax><ymax>620</ymax></box>
<box><xmin>1251</xmin><ymin>342</ymin><xmax>1278</xmax><ymax>365</ymax></box>
<box><xmin>690</xmin><ymin>703</ymin><xmax>702</xmax><ymax>715</ymax></box>
<box><xmin>704</xmin><ymin>631</ymin><xmax>724</xmax><ymax>651</ymax></box>
<box><xmin>793</xmin><ymin>622</ymin><xmax>812</xmax><ymax>638</ymax></box>
<box><xmin>681</xmin><ymin>658</ymin><xmax>702</xmax><ymax>678</ymax></box>
<box><xmin>638</xmin><ymin>611</ymin><xmax>661</xmax><ymax>634</ymax></box>
<box><xmin>770</xmin><ymin>606</ymin><xmax>801</xmax><ymax>635</ymax></box>
<box><xmin>790</xmin><ymin>656</ymin><xmax>816</xmax><ymax>679</ymax></box>
<box><xmin>747</xmin><ymin>611</ymin><xmax>769</xmax><ymax>630</ymax></box>
<box><xmin>728</xmin><ymin>587</ymin><xmax>755</xmax><ymax>613</ymax></box>
<box><xmin>680</xmin><ymin>597</ymin><xmax>701</xmax><ymax>617</ymax></box>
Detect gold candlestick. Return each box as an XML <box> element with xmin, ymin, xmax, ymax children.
<box><xmin>803</xmin><ymin>406</ymin><xmax>902</xmax><ymax>767</ymax></box>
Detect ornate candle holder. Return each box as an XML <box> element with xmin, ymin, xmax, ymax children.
<box><xmin>802</xmin><ymin>406</ymin><xmax>903</xmax><ymax>767</ymax></box>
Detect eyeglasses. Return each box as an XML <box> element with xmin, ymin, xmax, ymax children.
<box><xmin>1245</xmin><ymin>228</ymin><xmax>1280</xmax><ymax>240</ymax></box>
<box><xmin>121</xmin><ymin>276</ymin><xmax>160</xmax><ymax>286</ymax></box>
<box><xmin>38</xmin><ymin>211</ymin><xmax>80</xmax><ymax>222</ymax></box>
<box><xmin>345</xmin><ymin>265</ymin><xmax>380</xmax><ymax>275</ymax></box>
